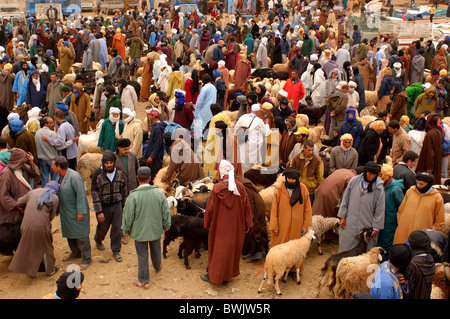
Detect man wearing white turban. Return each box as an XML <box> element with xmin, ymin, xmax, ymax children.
<box><xmin>97</xmin><ymin>107</ymin><xmax>124</xmax><ymax>153</ymax></box>
<box><xmin>201</xmin><ymin>159</ymin><xmax>254</xmax><ymax>285</ymax></box>
<box><xmin>122</xmin><ymin>108</ymin><xmax>144</xmax><ymax>158</ymax></box>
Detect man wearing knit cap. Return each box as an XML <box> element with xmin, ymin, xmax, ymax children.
<box><xmin>337</xmin><ymin>161</ymin><xmax>385</xmax><ymax>252</ymax></box>
<box><xmin>201</xmin><ymin>160</ymin><xmax>253</xmax><ymax>284</ymax></box>
<box><xmin>235</xmin><ymin>104</ymin><xmax>271</xmax><ymax>173</ymax></box>
<box><xmin>370</xmin><ymin>243</ymin><xmax>411</xmax><ymax>299</ymax></box>
<box><xmin>91</xmin><ymin>150</ymin><xmax>127</xmax><ymax>262</ymax></box>
<box><xmin>122</xmin><ymin>165</ymin><xmax>171</xmax><ymax>289</ymax></box>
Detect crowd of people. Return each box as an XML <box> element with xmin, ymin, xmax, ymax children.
<box><xmin>0</xmin><ymin>0</ymin><xmax>449</xmax><ymax>299</ymax></box>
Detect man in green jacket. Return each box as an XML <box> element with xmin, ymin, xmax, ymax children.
<box><xmin>52</xmin><ymin>156</ymin><xmax>92</xmax><ymax>270</ymax></box>
<box><xmin>125</xmin><ymin>35</ymin><xmax>145</xmax><ymax>69</ymax></box>
<box><xmin>104</xmin><ymin>85</ymin><xmax>122</xmax><ymax>119</ymax></box>
<box><xmin>122</xmin><ymin>166</ymin><xmax>171</xmax><ymax>289</ymax></box>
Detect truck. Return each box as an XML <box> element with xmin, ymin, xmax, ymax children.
<box><xmin>101</xmin><ymin>0</ymin><xmax>123</xmax><ymax>14</ymax></box>
<box><xmin>0</xmin><ymin>0</ymin><xmax>19</xmax><ymax>13</ymax></box>
<box><xmin>81</xmin><ymin>0</ymin><xmax>95</xmax><ymax>12</ymax></box>
<box><xmin>26</xmin><ymin>0</ymin><xmax>82</xmax><ymax>18</ymax></box>
<box><xmin>170</xmin><ymin>0</ymin><xmax>199</xmax><ymax>13</ymax></box>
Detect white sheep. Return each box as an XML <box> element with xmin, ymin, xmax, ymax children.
<box><xmin>334</xmin><ymin>247</ymin><xmax>385</xmax><ymax>297</ymax></box>
<box><xmin>296</xmin><ymin>113</ymin><xmax>309</xmax><ymax>128</ymax></box>
<box><xmin>258</xmin><ymin>229</ymin><xmax>316</xmax><ymax>295</ymax></box>
<box><xmin>357</xmin><ymin>115</ymin><xmax>377</xmax><ymax>129</ymax></box>
<box><xmin>312</xmin><ymin>215</ymin><xmax>340</xmax><ymax>255</ymax></box>
<box><xmin>308</xmin><ymin>126</ymin><xmax>325</xmax><ymax>145</ymax></box>
<box><xmin>365</xmin><ymin>91</ymin><xmax>378</xmax><ymax>108</ymax></box>
<box><xmin>441</xmin><ymin>203</ymin><xmax>450</xmax><ymax>236</ymax></box>
<box><xmin>78</xmin><ymin>119</ymin><xmax>104</xmax><ymax>156</ymax></box>
<box><xmin>76</xmin><ymin>153</ymin><xmax>103</xmax><ymax>194</ymax></box>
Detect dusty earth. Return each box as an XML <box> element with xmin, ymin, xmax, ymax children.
<box><xmin>0</xmin><ymin>97</ymin><xmax>339</xmax><ymax>300</ymax></box>
<box><xmin>1</xmin><ymin>0</ymin><xmax>443</xmax><ymax>301</ymax></box>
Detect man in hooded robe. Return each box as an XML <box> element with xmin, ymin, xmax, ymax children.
<box><xmin>8</xmin><ymin>181</ymin><xmax>60</xmax><ymax>277</ymax></box>
<box><xmin>269</xmin><ymin>167</ymin><xmax>313</xmax><ymax>248</ymax></box>
<box><xmin>201</xmin><ymin>160</ymin><xmax>253</xmax><ymax>285</ymax></box>
<box><xmin>0</xmin><ymin>148</ymin><xmax>40</xmax><ymax>256</ymax></box>
<box><xmin>337</xmin><ymin>161</ymin><xmax>386</xmax><ymax>253</ymax></box>
<box><xmin>393</xmin><ymin>172</ymin><xmax>445</xmax><ymax>245</ymax></box>
<box><xmin>97</xmin><ymin>107</ymin><xmax>124</xmax><ymax>153</ymax></box>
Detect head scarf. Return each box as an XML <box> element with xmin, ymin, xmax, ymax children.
<box><xmin>149</xmin><ymin>93</ymin><xmax>159</xmax><ymax>107</ymax></box>
<box><xmin>345</xmin><ymin>108</ymin><xmax>356</xmax><ymax>124</ymax></box>
<box><xmin>26</xmin><ymin>107</ymin><xmax>41</xmax><ymax>128</ymax></box>
<box><xmin>283</xmin><ymin>167</ymin><xmax>303</xmax><ymax>206</ymax></box>
<box><xmin>174</xmin><ymin>90</ymin><xmax>186</xmax><ymax>109</ymax></box>
<box><xmin>370</xmin><ymin>120</ymin><xmax>386</xmax><ymax>133</ymax></box>
<box><xmin>122</xmin><ymin>108</ymin><xmax>136</xmax><ymax>123</ymax></box>
<box><xmin>219</xmin><ymin>160</ymin><xmax>240</xmax><ymax>196</ymax></box>
<box><xmin>101</xmin><ymin>150</ymin><xmax>116</xmax><ymax>173</ymax></box>
<box><xmin>400</xmin><ymin>115</ymin><xmax>410</xmax><ymax>128</ymax></box>
<box><xmin>109</xmin><ymin>107</ymin><xmax>121</xmax><ymax>137</ymax></box>
<box><xmin>37</xmin><ymin>181</ymin><xmax>60</xmax><ymax>210</ymax></box>
<box><xmin>415</xmin><ymin>172</ymin><xmax>434</xmax><ymax>193</ymax></box>
<box><xmin>9</xmin><ymin>119</ymin><xmax>25</xmax><ymax>134</ymax></box>
<box><xmin>363</xmin><ymin>161</ymin><xmax>380</xmax><ymax>193</ymax></box>
<box><xmin>340</xmin><ymin>133</ymin><xmax>353</xmax><ymax>151</ymax></box>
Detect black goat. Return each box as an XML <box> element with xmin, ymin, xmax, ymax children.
<box><xmin>176</xmin><ymin>197</ymin><xmax>207</xmax><ymax>218</ymax></box>
<box><xmin>177</xmin><ymin>217</ymin><xmax>209</xmax><ymax>269</ymax></box>
<box><xmin>243</xmin><ymin>163</ymin><xmax>285</xmax><ymax>188</ymax></box>
<box><xmin>297</xmin><ymin>105</ymin><xmax>327</xmax><ymax>126</ymax></box>
<box><xmin>162</xmin><ymin>214</ymin><xmax>192</xmax><ymax>258</ymax></box>
<box><xmin>316</xmin><ymin>227</ymin><xmax>373</xmax><ymax>298</ymax></box>
<box><xmin>0</xmin><ymin>222</ymin><xmax>21</xmax><ymax>256</ymax></box>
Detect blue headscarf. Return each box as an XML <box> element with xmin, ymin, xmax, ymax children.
<box><xmin>213</xmin><ymin>69</ymin><xmax>221</xmax><ymax>79</ymax></box>
<box><xmin>37</xmin><ymin>181</ymin><xmax>60</xmax><ymax>210</ymax></box>
<box><xmin>9</xmin><ymin>119</ymin><xmax>25</xmax><ymax>134</ymax></box>
<box><xmin>56</xmin><ymin>101</ymin><xmax>69</xmax><ymax>111</ymax></box>
<box><xmin>115</xmin><ymin>55</ymin><xmax>123</xmax><ymax>66</ymax></box>
<box><xmin>174</xmin><ymin>91</ymin><xmax>185</xmax><ymax>106</ymax></box>
<box><xmin>345</xmin><ymin>108</ymin><xmax>357</xmax><ymax>124</ymax></box>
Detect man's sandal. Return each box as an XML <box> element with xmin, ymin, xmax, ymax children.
<box><xmin>133</xmin><ymin>280</ymin><xmax>150</xmax><ymax>289</ymax></box>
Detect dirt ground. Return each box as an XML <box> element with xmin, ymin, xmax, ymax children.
<box><xmin>0</xmin><ymin>199</ymin><xmax>339</xmax><ymax>300</ymax></box>
<box><xmin>0</xmin><ymin>0</ymin><xmax>443</xmax><ymax>301</ymax></box>
<box><xmin>0</xmin><ymin>95</ymin><xmax>339</xmax><ymax>300</ymax></box>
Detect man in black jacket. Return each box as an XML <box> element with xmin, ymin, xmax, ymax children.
<box><xmin>393</xmin><ymin>150</ymin><xmax>419</xmax><ymax>194</ymax></box>
<box><xmin>91</xmin><ymin>150</ymin><xmax>128</xmax><ymax>262</ymax></box>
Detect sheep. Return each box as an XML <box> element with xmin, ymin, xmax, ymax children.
<box><xmin>259</xmin><ymin>174</ymin><xmax>286</xmax><ymax>219</ymax></box>
<box><xmin>272</xmin><ymin>60</ymin><xmax>289</xmax><ymax>73</ymax></box>
<box><xmin>365</xmin><ymin>91</ymin><xmax>378</xmax><ymax>107</ymax></box>
<box><xmin>430</xmin><ymin>262</ymin><xmax>450</xmax><ymax>299</ymax></box>
<box><xmin>177</xmin><ymin>216</ymin><xmax>209</xmax><ymax>269</ymax></box>
<box><xmin>312</xmin><ymin>215</ymin><xmax>340</xmax><ymax>255</ymax></box>
<box><xmin>78</xmin><ymin>119</ymin><xmax>104</xmax><ymax>156</ymax></box>
<box><xmin>222</xmin><ymin>110</ymin><xmax>239</xmax><ymax>123</ymax></box>
<box><xmin>153</xmin><ymin>166</ymin><xmax>175</xmax><ymax>195</ymax></box>
<box><xmin>359</xmin><ymin>104</ymin><xmax>377</xmax><ymax>117</ymax></box>
<box><xmin>297</xmin><ymin>105</ymin><xmax>327</xmax><ymax>126</ymax></box>
<box><xmin>258</xmin><ymin>229</ymin><xmax>316</xmax><ymax>295</ymax></box>
<box><xmin>62</xmin><ymin>72</ymin><xmax>76</xmax><ymax>84</ymax></box>
<box><xmin>76</xmin><ymin>153</ymin><xmax>102</xmax><ymax>194</ymax></box>
<box><xmin>166</xmin><ymin>195</ymin><xmax>178</xmax><ymax>215</ymax></box>
<box><xmin>316</xmin><ymin>227</ymin><xmax>373</xmax><ymax>298</ymax></box>
<box><xmin>243</xmin><ymin>163</ymin><xmax>285</xmax><ymax>188</ymax></box>
<box><xmin>357</xmin><ymin>115</ymin><xmax>377</xmax><ymax>129</ymax></box>
<box><xmin>336</xmin><ymin>264</ymin><xmax>379</xmax><ymax>299</ymax></box>
<box><xmin>296</xmin><ymin>113</ymin><xmax>309</xmax><ymax>128</ymax></box>
<box><xmin>308</xmin><ymin>126</ymin><xmax>326</xmax><ymax>145</ymax></box>
<box><xmin>334</xmin><ymin>246</ymin><xmax>386</xmax><ymax>297</ymax></box>
<box><xmin>442</xmin><ymin>203</ymin><xmax>450</xmax><ymax>236</ymax></box>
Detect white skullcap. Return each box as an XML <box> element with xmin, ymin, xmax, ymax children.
<box><xmin>261</xmin><ymin>37</ymin><xmax>268</xmax><ymax>44</ymax></box>
<box><xmin>348</xmin><ymin>81</ymin><xmax>357</xmax><ymax>87</ymax></box>
<box><xmin>423</xmin><ymin>83</ymin><xmax>431</xmax><ymax>90</ymax></box>
<box><xmin>251</xmin><ymin>104</ymin><xmax>260</xmax><ymax>112</ymax></box>
<box><xmin>27</xmin><ymin>107</ymin><xmax>41</xmax><ymax>119</ymax></box>
<box><xmin>216</xmin><ymin>31</ymin><xmax>221</xmax><ymax>35</ymax></box>
<box><xmin>310</xmin><ymin>54</ymin><xmax>318</xmax><ymax>61</ymax></box>
<box><xmin>172</xmin><ymin>28</ymin><xmax>177</xmax><ymax>34</ymax></box>
<box><xmin>393</xmin><ymin>62</ymin><xmax>402</xmax><ymax>69</ymax></box>
<box><xmin>7</xmin><ymin>112</ymin><xmax>20</xmax><ymax>122</ymax></box>
<box><xmin>218</xmin><ymin>60</ymin><xmax>226</xmax><ymax>67</ymax></box>
<box><xmin>219</xmin><ymin>160</ymin><xmax>240</xmax><ymax>196</ymax></box>
<box><xmin>278</xmin><ymin>89</ymin><xmax>288</xmax><ymax>98</ymax></box>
